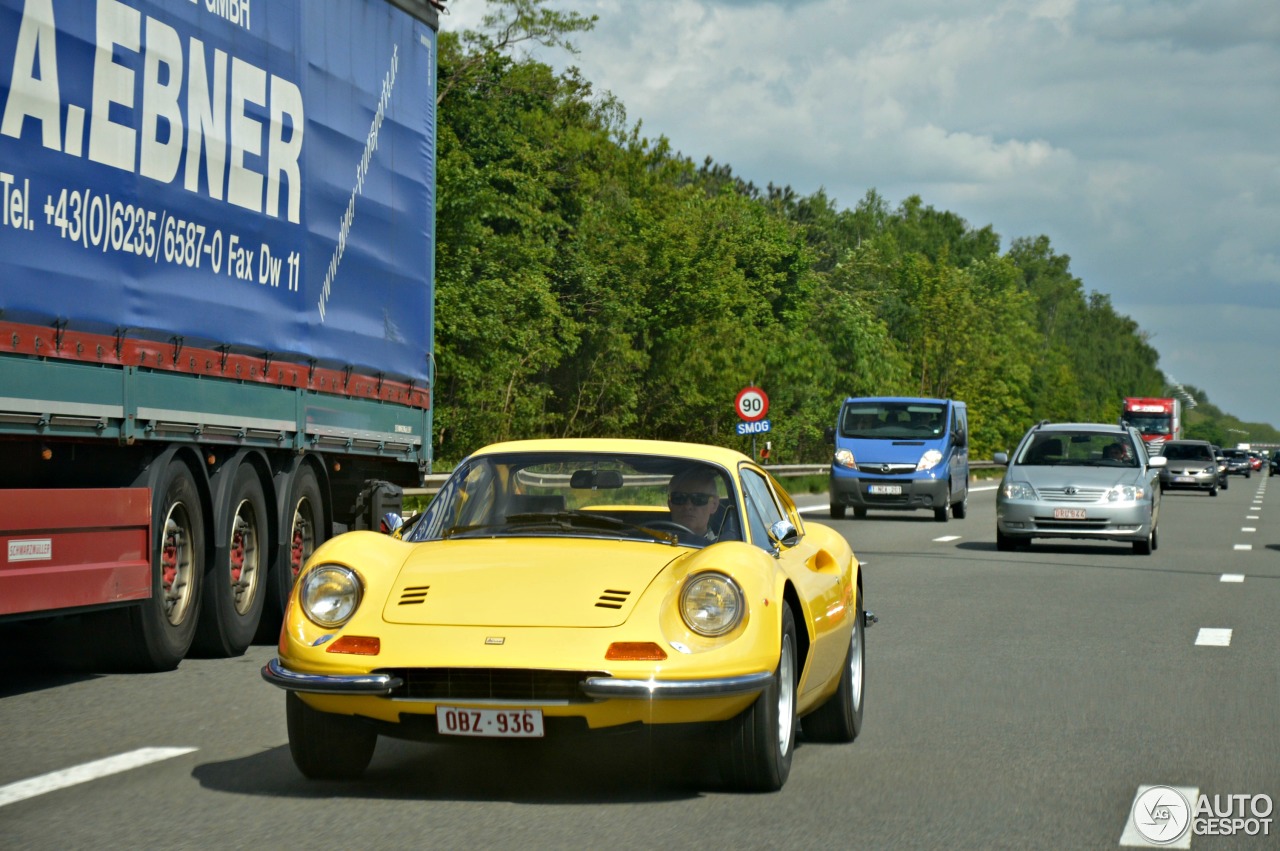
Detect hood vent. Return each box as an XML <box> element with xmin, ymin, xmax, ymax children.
<box><xmin>595</xmin><ymin>589</ymin><xmax>632</xmax><ymax>609</ymax></box>
<box><xmin>398</xmin><ymin>585</ymin><xmax>430</xmax><ymax>606</ymax></box>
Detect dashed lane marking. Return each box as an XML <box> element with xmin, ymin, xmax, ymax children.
<box><xmin>1195</xmin><ymin>628</ymin><xmax>1232</xmax><ymax>647</ymax></box>
<box><xmin>0</xmin><ymin>747</ymin><xmax>197</xmax><ymax>808</ymax></box>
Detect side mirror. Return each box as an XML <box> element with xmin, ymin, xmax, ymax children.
<box><xmin>824</xmin><ymin>426</ymin><xmax>835</xmax><ymax>445</ymax></box>
<box><xmin>1147</xmin><ymin>455</ymin><xmax>1167</xmax><ymax>468</ymax></box>
<box><xmin>993</xmin><ymin>452</ymin><xmax>1009</xmax><ymax>465</ymax></box>
<box><xmin>768</xmin><ymin>518</ymin><xmax>800</xmax><ymax>555</ymax></box>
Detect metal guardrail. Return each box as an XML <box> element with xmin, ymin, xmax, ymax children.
<box><xmin>405</xmin><ymin>460</ymin><xmax>1002</xmax><ymax>498</ymax></box>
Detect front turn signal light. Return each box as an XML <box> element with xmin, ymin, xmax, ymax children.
<box><xmin>606</xmin><ymin>642</ymin><xmax>668</xmax><ymax>661</ymax></box>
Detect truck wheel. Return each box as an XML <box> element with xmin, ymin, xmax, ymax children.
<box><xmin>286</xmin><ymin>692</ymin><xmax>377</xmax><ymax>780</ymax></box>
<box><xmin>194</xmin><ymin>463</ymin><xmax>268</xmax><ymax>657</ymax></box>
<box><xmin>267</xmin><ymin>465</ymin><xmax>325</xmax><ymax>623</ymax></box>
<box><xmin>114</xmin><ymin>460</ymin><xmax>204</xmax><ymax>671</ymax></box>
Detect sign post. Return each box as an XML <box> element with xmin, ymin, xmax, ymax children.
<box><xmin>734</xmin><ymin>386</ymin><xmax>771</xmax><ymax>460</ymax></box>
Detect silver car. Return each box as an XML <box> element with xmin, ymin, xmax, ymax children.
<box><xmin>994</xmin><ymin>422</ymin><xmax>1166</xmax><ymax>554</ymax></box>
<box><xmin>1157</xmin><ymin>439</ymin><xmax>1221</xmax><ymax>496</ymax></box>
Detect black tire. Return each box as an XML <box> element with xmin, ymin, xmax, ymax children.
<box><xmin>829</xmin><ymin>503</ymin><xmax>846</xmax><ymax>520</ymax></box>
<box><xmin>852</xmin><ymin>507</ymin><xmax>867</xmax><ymax>519</ymax></box>
<box><xmin>286</xmin><ymin>692</ymin><xmax>377</xmax><ymax>780</ymax></box>
<box><xmin>719</xmin><ymin>607</ymin><xmax>798</xmax><ymax>792</ymax></box>
<box><xmin>934</xmin><ymin>484</ymin><xmax>950</xmax><ymax>522</ymax></box>
<box><xmin>1134</xmin><ymin>524</ymin><xmax>1155</xmax><ymax>555</ymax></box>
<box><xmin>996</xmin><ymin>528</ymin><xmax>1016</xmax><ymax>552</ymax></box>
<box><xmin>113</xmin><ymin>459</ymin><xmax>205</xmax><ymax>671</ymax></box>
<box><xmin>803</xmin><ymin>595</ymin><xmax>865</xmax><ymax>743</ymax></box>
<box><xmin>1210</xmin><ymin>486</ymin><xmax>1218</xmax><ymax>497</ymax></box>
<box><xmin>952</xmin><ymin>482</ymin><xmax>968</xmax><ymax>519</ymax></box>
<box><xmin>193</xmin><ymin>462</ymin><xmax>268</xmax><ymax>657</ymax></box>
<box><xmin>266</xmin><ymin>465</ymin><xmax>326</xmax><ymax>626</ymax></box>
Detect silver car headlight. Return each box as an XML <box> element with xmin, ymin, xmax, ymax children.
<box><xmin>1002</xmin><ymin>480</ymin><xmax>1036</xmax><ymax>500</ymax></box>
<box><xmin>1106</xmin><ymin>484</ymin><xmax>1143</xmax><ymax>502</ymax></box>
<box><xmin>299</xmin><ymin>564</ymin><xmax>362</xmax><ymax>628</ymax></box>
<box><xmin>916</xmin><ymin>449</ymin><xmax>943</xmax><ymax>471</ymax></box>
<box><xmin>834</xmin><ymin>448</ymin><xmax>856</xmax><ymax>469</ymax></box>
<box><xmin>680</xmin><ymin>572</ymin><xmax>744</xmax><ymax>637</ymax></box>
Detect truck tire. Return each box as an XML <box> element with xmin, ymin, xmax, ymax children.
<box><xmin>113</xmin><ymin>459</ymin><xmax>205</xmax><ymax>671</ymax></box>
<box><xmin>265</xmin><ymin>465</ymin><xmax>326</xmax><ymax>627</ymax></box>
<box><xmin>193</xmin><ymin>461</ymin><xmax>268</xmax><ymax>657</ymax></box>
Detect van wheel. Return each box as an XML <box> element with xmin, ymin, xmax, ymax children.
<box><xmin>951</xmin><ymin>483</ymin><xmax>968</xmax><ymax>519</ymax></box>
<box><xmin>830</xmin><ymin>503</ymin><xmax>846</xmax><ymax>519</ymax></box>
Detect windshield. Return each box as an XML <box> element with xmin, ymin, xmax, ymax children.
<box><xmin>1124</xmin><ymin>413</ymin><xmax>1171</xmax><ymax>436</ymax></box>
<box><xmin>1016</xmin><ymin>431</ymin><xmax>1140</xmax><ymax>467</ymax></box>
<box><xmin>1160</xmin><ymin>443</ymin><xmax>1213</xmax><ymax>462</ymax></box>
<box><xmin>839</xmin><ymin>402</ymin><xmax>945</xmax><ymax>440</ymax></box>
<box><xmin>404</xmin><ymin>451</ymin><xmax>742</xmax><ymax>548</ymax></box>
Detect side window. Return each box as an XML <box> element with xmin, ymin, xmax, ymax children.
<box><xmin>740</xmin><ymin>468</ymin><xmax>785</xmax><ymax>553</ymax></box>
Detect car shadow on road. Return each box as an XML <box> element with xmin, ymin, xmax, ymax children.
<box><xmin>191</xmin><ymin>730</ymin><xmax>727</xmax><ymax>804</ymax></box>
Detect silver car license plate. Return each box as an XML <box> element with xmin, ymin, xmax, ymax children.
<box><xmin>1053</xmin><ymin>508</ymin><xmax>1086</xmax><ymax>520</ymax></box>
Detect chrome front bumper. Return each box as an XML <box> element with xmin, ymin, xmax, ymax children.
<box><xmin>262</xmin><ymin>657</ymin><xmax>773</xmax><ymax>700</ymax></box>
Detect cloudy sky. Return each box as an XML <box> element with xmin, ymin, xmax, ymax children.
<box><xmin>441</xmin><ymin>0</ymin><xmax>1280</xmax><ymax>429</ymax></box>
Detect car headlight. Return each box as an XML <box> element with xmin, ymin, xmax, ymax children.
<box><xmin>680</xmin><ymin>572</ymin><xmax>744</xmax><ymax>637</ymax></box>
<box><xmin>916</xmin><ymin>449</ymin><xmax>943</xmax><ymax>471</ymax></box>
<box><xmin>833</xmin><ymin>448</ymin><xmax>856</xmax><ymax>469</ymax></box>
<box><xmin>1105</xmin><ymin>484</ymin><xmax>1144</xmax><ymax>502</ymax></box>
<box><xmin>1002</xmin><ymin>480</ymin><xmax>1036</xmax><ymax>500</ymax></box>
<box><xmin>299</xmin><ymin>564</ymin><xmax>362</xmax><ymax>628</ymax></box>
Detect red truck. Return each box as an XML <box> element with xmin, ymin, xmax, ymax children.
<box><xmin>1122</xmin><ymin>397</ymin><xmax>1182</xmax><ymax>452</ymax></box>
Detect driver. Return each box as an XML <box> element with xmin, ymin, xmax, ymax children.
<box><xmin>666</xmin><ymin>467</ymin><xmax>721</xmax><ymax>541</ymax></box>
<box><xmin>1104</xmin><ymin>443</ymin><xmax>1127</xmax><ymax>462</ymax></box>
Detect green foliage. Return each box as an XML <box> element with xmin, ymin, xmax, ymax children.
<box><xmin>428</xmin><ymin>9</ymin><xmax>1266</xmax><ymax>465</ymax></box>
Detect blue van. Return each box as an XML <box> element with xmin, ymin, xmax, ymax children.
<box><xmin>825</xmin><ymin>396</ymin><xmax>969</xmax><ymax>521</ymax></box>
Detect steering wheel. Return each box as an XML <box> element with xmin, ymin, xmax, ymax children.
<box><xmin>645</xmin><ymin>520</ymin><xmax>697</xmax><ymax>539</ymax></box>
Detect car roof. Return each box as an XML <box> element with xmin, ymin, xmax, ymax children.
<box><xmin>467</xmin><ymin>438</ymin><xmax>755</xmax><ymax>468</ymax></box>
<box><xmin>1029</xmin><ymin>422</ymin><xmax>1131</xmax><ymax>434</ymax></box>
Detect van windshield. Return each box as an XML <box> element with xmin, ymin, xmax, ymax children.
<box><xmin>839</xmin><ymin>403</ymin><xmax>946</xmax><ymax>440</ymax></box>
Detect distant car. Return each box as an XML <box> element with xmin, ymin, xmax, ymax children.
<box><xmin>1247</xmin><ymin>451</ymin><xmax>1265</xmax><ymax>472</ymax></box>
<box><xmin>1210</xmin><ymin>446</ymin><xmax>1229</xmax><ymax>490</ymax></box>
<box><xmin>1270</xmin><ymin>449</ymin><xmax>1280</xmax><ymax>477</ymax></box>
<box><xmin>1157</xmin><ymin>440</ymin><xmax>1221</xmax><ymax>496</ymax></box>
<box><xmin>994</xmin><ymin>421</ymin><xmax>1165</xmax><ymax>554</ymax></box>
<box><xmin>263</xmin><ymin>438</ymin><xmax>868</xmax><ymax>792</ymax></box>
<box><xmin>1221</xmin><ymin>449</ymin><xmax>1252</xmax><ymax>478</ymax></box>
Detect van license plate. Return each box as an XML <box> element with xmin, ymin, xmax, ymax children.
<box><xmin>1053</xmin><ymin>508</ymin><xmax>1086</xmax><ymax>520</ymax></box>
<box><xmin>868</xmin><ymin>485</ymin><xmax>902</xmax><ymax>495</ymax></box>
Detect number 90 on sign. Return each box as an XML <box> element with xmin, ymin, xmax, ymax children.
<box><xmin>735</xmin><ymin>387</ymin><xmax>769</xmax><ymax>422</ymax></box>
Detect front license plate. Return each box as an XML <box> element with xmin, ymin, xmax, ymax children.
<box><xmin>868</xmin><ymin>485</ymin><xmax>902</xmax><ymax>495</ymax></box>
<box><xmin>1174</xmin><ymin>476</ymin><xmax>1194</xmax><ymax>483</ymax></box>
<box><xmin>1053</xmin><ymin>508</ymin><xmax>1087</xmax><ymax>520</ymax></box>
<box><xmin>437</xmin><ymin>706</ymin><xmax>545</xmax><ymax>738</ymax></box>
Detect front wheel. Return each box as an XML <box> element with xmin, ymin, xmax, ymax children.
<box><xmin>286</xmin><ymin>692</ymin><xmax>377</xmax><ymax>780</ymax></box>
<box><xmin>1134</xmin><ymin>524</ymin><xmax>1156</xmax><ymax>555</ymax></box>
<box><xmin>718</xmin><ymin>607</ymin><xmax>797</xmax><ymax>792</ymax></box>
<box><xmin>829</xmin><ymin>503</ymin><xmax>846</xmax><ymax>520</ymax></box>
<box><xmin>951</xmin><ymin>482</ymin><xmax>968</xmax><ymax>519</ymax></box>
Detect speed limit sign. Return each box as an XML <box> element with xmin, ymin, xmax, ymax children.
<box><xmin>735</xmin><ymin>386</ymin><xmax>769</xmax><ymax>422</ymax></box>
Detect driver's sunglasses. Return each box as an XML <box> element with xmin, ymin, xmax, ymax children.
<box><xmin>669</xmin><ymin>491</ymin><xmax>715</xmax><ymax>506</ymax></box>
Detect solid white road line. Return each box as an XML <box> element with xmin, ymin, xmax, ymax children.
<box><xmin>1195</xmin><ymin>628</ymin><xmax>1232</xmax><ymax>647</ymax></box>
<box><xmin>0</xmin><ymin>747</ymin><xmax>197</xmax><ymax>808</ymax></box>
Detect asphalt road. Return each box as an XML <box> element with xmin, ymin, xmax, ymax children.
<box><xmin>2</xmin><ymin>477</ymin><xmax>1277</xmax><ymax>850</ymax></box>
